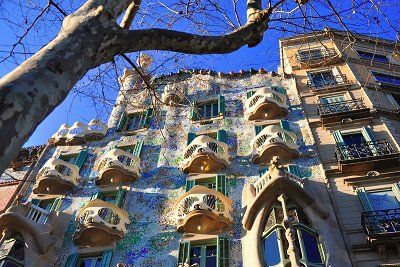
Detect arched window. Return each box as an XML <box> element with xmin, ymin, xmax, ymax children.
<box><xmin>262</xmin><ymin>203</ymin><xmax>325</xmax><ymax>267</ymax></box>
<box><xmin>0</xmin><ymin>235</ymin><xmax>24</xmax><ymax>267</ymax></box>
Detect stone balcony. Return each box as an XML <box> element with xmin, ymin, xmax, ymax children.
<box><xmin>33</xmin><ymin>158</ymin><xmax>80</xmax><ymax>195</ymax></box>
<box><xmin>74</xmin><ymin>199</ymin><xmax>130</xmax><ymax>247</ymax></box>
<box><xmin>295</xmin><ymin>48</ymin><xmax>342</xmax><ymax>69</ymax></box>
<box><xmin>335</xmin><ymin>140</ymin><xmax>399</xmax><ymax>173</ymax></box>
<box><xmin>48</xmin><ymin>119</ymin><xmax>107</xmax><ymax>146</ymax></box>
<box><xmin>244</xmin><ymin>87</ymin><xmax>288</xmax><ymax>120</ymax></box>
<box><xmin>250</xmin><ymin>125</ymin><xmax>300</xmax><ymax>165</ymax></box>
<box><xmin>0</xmin><ymin>201</ymin><xmax>67</xmax><ymax>265</ymax></box>
<box><xmin>96</xmin><ymin>148</ymin><xmax>141</xmax><ymax>187</ymax></box>
<box><xmin>318</xmin><ymin>98</ymin><xmax>370</xmax><ymax>126</ymax></box>
<box><xmin>180</xmin><ymin>135</ymin><xmax>230</xmax><ymax>173</ymax></box>
<box><xmin>161</xmin><ymin>83</ymin><xmax>186</xmax><ymax>105</ymax></box>
<box><xmin>175</xmin><ymin>185</ymin><xmax>233</xmax><ymax>234</ymax></box>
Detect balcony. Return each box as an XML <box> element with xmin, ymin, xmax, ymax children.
<box><xmin>250</xmin><ymin>125</ymin><xmax>300</xmax><ymax>165</ymax></box>
<box><xmin>0</xmin><ymin>202</ymin><xmax>62</xmax><ymax>259</ymax></box>
<box><xmin>244</xmin><ymin>87</ymin><xmax>288</xmax><ymax>121</ymax></box>
<box><xmin>175</xmin><ymin>185</ymin><xmax>233</xmax><ymax>234</ymax></box>
<box><xmin>161</xmin><ymin>83</ymin><xmax>186</xmax><ymax>106</ymax></box>
<box><xmin>96</xmin><ymin>148</ymin><xmax>140</xmax><ymax>187</ymax></box>
<box><xmin>48</xmin><ymin>119</ymin><xmax>107</xmax><ymax>146</ymax></box>
<box><xmin>361</xmin><ymin>208</ymin><xmax>400</xmax><ymax>247</ymax></box>
<box><xmin>318</xmin><ymin>99</ymin><xmax>370</xmax><ymax>126</ymax></box>
<box><xmin>74</xmin><ymin>199</ymin><xmax>130</xmax><ymax>247</ymax></box>
<box><xmin>296</xmin><ymin>48</ymin><xmax>341</xmax><ymax>68</ymax></box>
<box><xmin>33</xmin><ymin>158</ymin><xmax>80</xmax><ymax>195</ymax></box>
<box><xmin>307</xmin><ymin>74</ymin><xmax>351</xmax><ymax>92</ymax></box>
<box><xmin>336</xmin><ymin>140</ymin><xmax>399</xmax><ymax>173</ymax></box>
<box><xmin>180</xmin><ymin>135</ymin><xmax>230</xmax><ymax>173</ymax></box>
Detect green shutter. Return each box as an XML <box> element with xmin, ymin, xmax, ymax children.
<box><xmin>216</xmin><ymin>174</ymin><xmax>227</xmax><ymax>195</ymax></box>
<box><xmin>189</xmin><ymin>104</ymin><xmax>197</xmax><ymax>121</ymax></box>
<box><xmin>187</xmin><ymin>132</ymin><xmax>197</xmax><ymax>146</ymax></box>
<box><xmin>218</xmin><ymin>95</ymin><xmax>226</xmax><ymax>116</ymax></box>
<box><xmin>186</xmin><ymin>180</ymin><xmax>195</xmax><ymax>192</ymax></box>
<box><xmin>115</xmin><ymin>187</ymin><xmax>126</xmax><ymax>208</ymax></box>
<box><xmin>287</xmin><ymin>165</ymin><xmax>302</xmax><ymax>178</ymax></box>
<box><xmin>272</xmin><ymin>86</ymin><xmax>287</xmax><ymax>95</ymax></box>
<box><xmin>92</xmin><ymin>191</ymin><xmax>103</xmax><ymax>201</ymax></box>
<box><xmin>64</xmin><ymin>253</ymin><xmax>79</xmax><ymax>267</ymax></box>
<box><xmin>356</xmin><ymin>188</ymin><xmax>373</xmax><ymax>212</ymax></box>
<box><xmin>246</xmin><ymin>91</ymin><xmax>254</xmax><ymax>99</ymax></box>
<box><xmin>133</xmin><ymin>141</ymin><xmax>144</xmax><ymax>157</ymax></box>
<box><xmin>361</xmin><ymin>126</ymin><xmax>376</xmax><ymax>142</ymax></box>
<box><xmin>31</xmin><ymin>198</ymin><xmax>40</xmax><ymax>206</ymax></box>
<box><xmin>259</xmin><ymin>167</ymin><xmax>269</xmax><ymax>177</ymax></box>
<box><xmin>75</xmin><ymin>150</ymin><xmax>88</xmax><ymax>169</ymax></box>
<box><xmin>279</xmin><ymin>120</ymin><xmax>291</xmax><ymax>131</ymax></box>
<box><xmin>178</xmin><ymin>241</ymin><xmax>191</xmax><ymax>266</ymax></box>
<box><xmin>116</xmin><ymin>112</ymin><xmax>128</xmax><ymax>131</ymax></box>
<box><xmin>50</xmin><ymin>197</ymin><xmax>63</xmax><ymax>212</ymax></box>
<box><xmin>143</xmin><ymin>108</ymin><xmax>153</xmax><ymax>128</ymax></box>
<box><xmin>255</xmin><ymin>125</ymin><xmax>264</xmax><ymax>136</ymax></box>
<box><xmin>217</xmin><ymin>237</ymin><xmax>230</xmax><ymax>267</ymax></box>
<box><xmin>100</xmin><ymin>250</ymin><xmax>113</xmax><ymax>267</ymax></box>
<box><xmin>217</xmin><ymin>130</ymin><xmax>227</xmax><ymax>143</ymax></box>
<box><xmin>332</xmin><ymin>130</ymin><xmax>345</xmax><ymax>145</ymax></box>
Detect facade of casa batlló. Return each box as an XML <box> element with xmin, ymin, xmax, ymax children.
<box><xmin>6</xmin><ymin>30</ymin><xmax>400</xmax><ymax>266</ymax></box>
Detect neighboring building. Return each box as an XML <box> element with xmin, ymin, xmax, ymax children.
<box><xmin>280</xmin><ymin>28</ymin><xmax>400</xmax><ymax>265</ymax></box>
<box><xmin>0</xmin><ymin>52</ymin><xmax>353</xmax><ymax>266</ymax></box>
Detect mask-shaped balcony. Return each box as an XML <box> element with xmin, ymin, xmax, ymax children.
<box><xmin>48</xmin><ymin>120</ymin><xmax>107</xmax><ymax>146</ymax></box>
<box><xmin>251</xmin><ymin>125</ymin><xmax>300</xmax><ymax>165</ymax></box>
<box><xmin>96</xmin><ymin>149</ymin><xmax>141</xmax><ymax>187</ymax></box>
<box><xmin>175</xmin><ymin>185</ymin><xmax>233</xmax><ymax>234</ymax></box>
<box><xmin>162</xmin><ymin>83</ymin><xmax>186</xmax><ymax>106</ymax></box>
<box><xmin>33</xmin><ymin>158</ymin><xmax>80</xmax><ymax>195</ymax></box>
<box><xmin>244</xmin><ymin>87</ymin><xmax>288</xmax><ymax>121</ymax></box>
<box><xmin>74</xmin><ymin>199</ymin><xmax>130</xmax><ymax>247</ymax></box>
<box><xmin>181</xmin><ymin>135</ymin><xmax>230</xmax><ymax>173</ymax></box>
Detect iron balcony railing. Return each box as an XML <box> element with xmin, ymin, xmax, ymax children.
<box><xmin>318</xmin><ymin>99</ymin><xmax>366</xmax><ymax>116</ymax></box>
<box><xmin>296</xmin><ymin>48</ymin><xmax>338</xmax><ymax>63</ymax></box>
<box><xmin>307</xmin><ymin>74</ymin><xmax>350</xmax><ymax>88</ymax></box>
<box><xmin>335</xmin><ymin>140</ymin><xmax>396</xmax><ymax>161</ymax></box>
<box><xmin>361</xmin><ymin>208</ymin><xmax>400</xmax><ymax>237</ymax></box>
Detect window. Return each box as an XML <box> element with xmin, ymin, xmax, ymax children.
<box><xmin>308</xmin><ymin>70</ymin><xmax>337</xmax><ymax>87</ymax></box>
<box><xmin>187</xmin><ymin>130</ymin><xmax>227</xmax><ymax>146</ymax></box>
<box><xmin>320</xmin><ymin>95</ymin><xmax>346</xmax><ymax>104</ymax></box>
<box><xmin>0</xmin><ymin>236</ymin><xmax>24</xmax><ymax>267</ymax></box>
<box><xmin>93</xmin><ymin>188</ymin><xmax>126</xmax><ymax>208</ymax></box>
<box><xmin>387</xmin><ymin>94</ymin><xmax>400</xmax><ymax>109</ymax></box>
<box><xmin>190</xmin><ymin>96</ymin><xmax>225</xmax><ymax>121</ymax></box>
<box><xmin>58</xmin><ymin>150</ymin><xmax>88</xmax><ymax>172</ymax></box>
<box><xmin>357</xmin><ymin>51</ymin><xmax>389</xmax><ymax>63</ymax></box>
<box><xmin>372</xmin><ymin>72</ymin><xmax>400</xmax><ymax>86</ymax></box>
<box><xmin>357</xmin><ymin>186</ymin><xmax>400</xmax><ymax>212</ymax></box>
<box><xmin>116</xmin><ymin>109</ymin><xmax>153</xmax><ymax>132</ymax></box>
<box><xmin>262</xmin><ymin>204</ymin><xmax>324</xmax><ymax>267</ymax></box>
<box><xmin>117</xmin><ymin>141</ymin><xmax>144</xmax><ymax>157</ymax></box>
<box><xmin>178</xmin><ymin>238</ymin><xmax>229</xmax><ymax>267</ymax></box>
<box><xmin>186</xmin><ymin>174</ymin><xmax>227</xmax><ymax>195</ymax></box>
<box><xmin>297</xmin><ymin>49</ymin><xmax>324</xmax><ymax>61</ymax></box>
<box><xmin>64</xmin><ymin>251</ymin><xmax>113</xmax><ymax>267</ymax></box>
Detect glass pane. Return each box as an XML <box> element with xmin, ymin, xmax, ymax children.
<box><xmin>190</xmin><ymin>247</ymin><xmax>201</xmax><ymax>265</ymax></box>
<box><xmin>127</xmin><ymin>114</ymin><xmax>141</xmax><ymax>131</ymax></box>
<box><xmin>205</xmin><ymin>104</ymin><xmax>212</xmax><ymax>119</ymax></box>
<box><xmin>206</xmin><ymin>245</ymin><xmax>217</xmax><ymax>256</ymax></box>
<box><xmin>367</xmin><ymin>190</ymin><xmax>400</xmax><ymax>211</ymax></box>
<box><xmin>205</xmin><ymin>257</ymin><xmax>217</xmax><ymax>267</ymax></box>
<box><xmin>374</xmin><ymin>73</ymin><xmax>400</xmax><ymax>86</ymax></box>
<box><xmin>311</xmin><ymin>71</ymin><xmax>336</xmax><ymax>87</ymax></box>
<box><xmin>263</xmin><ymin>230</ymin><xmax>281</xmax><ymax>266</ymax></box>
<box><xmin>301</xmin><ymin>229</ymin><xmax>323</xmax><ymax>264</ymax></box>
<box><xmin>94</xmin><ymin>257</ymin><xmax>102</xmax><ymax>267</ymax></box>
<box><xmin>80</xmin><ymin>259</ymin><xmax>93</xmax><ymax>267</ymax></box>
<box><xmin>212</xmin><ymin>103</ymin><xmax>219</xmax><ymax>117</ymax></box>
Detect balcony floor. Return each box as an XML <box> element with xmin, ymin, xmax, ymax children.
<box><xmin>338</xmin><ymin>154</ymin><xmax>400</xmax><ymax>174</ymax></box>
<box><xmin>247</xmin><ymin>102</ymin><xmax>288</xmax><ymax>121</ymax></box>
<box><xmin>33</xmin><ymin>175</ymin><xmax>74</xmax><ymax>195</ymax></box>
<box><xmin>97</xmin><ymin>166</ymin><xmax>139</xmax><ymax>187</ymax></box>
<box><xmin>182</xmin><ymin>152</ymin><xmax>228</xmax><ymax>173</ymax></box>
<box><xmin>74</xmin><ymin>222</ymin><xmax>124</xmax><ymax>247</ymax></box>
<box><xmin>177</xmin><ymin>210</ymin><xmax>231</xmax><ymax>234</ymax></box>
<box><xmin>252</xmin><ymin>143</ymin><xmax>300</xmax><ymax>165</ymax></box>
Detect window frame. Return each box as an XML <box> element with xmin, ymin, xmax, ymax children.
<box><xmin>372</xmin><ymin>71</ymin><xmax>400</xmax><ymax>87</ymax></box>
<box><xmin>356</xmin><ymin>50</ymin><xmax>389</xmax><ymax>63</ymax></box>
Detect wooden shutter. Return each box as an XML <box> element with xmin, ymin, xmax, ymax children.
<box><xmin>217</xmin><ymin>95</ymin><xmax>226</xmax><ymax>116</ymax></box>
<box><xmin>217</xmin><ymin>130</ymin><xmax>227</xmax><ymax>143</ymax></box>
<box><xmin>246</xmin><ymin>91</ymin><xmax>254</xmax><ymax>99</ymax></box>
<box><xmin>115</xmin><ymin>187</ymin><xmax>126</xmax><ymax>208</ymax></box>
<box><xmin>259</xmin><ymin>167</ymin><xmax>269</xmax><ymax>177</ymax></box>
<box><xmin>272</xmin><ymin>86</ymin><xmax>287</xmax><ymax>95</ymax></box>
<box><xmin>187</xmin><ymin>132</ymin><xmax>197</xmax><ymax>146</ymax></box>
<box><xmin>361</xmin><ymin>126</ymin><xmax>376</xmax><ymax>142</ymax></box>
<box><xmin>189</xmin><ymin>104</ymin><xmax>197</xmax><ymax>121</ymax></box>
<box><xmin>75</xmin><ymin>150</ymin><xmax>88</xmax><ymax>169</ymax></box>
<box><xmin>217</xmin><ymin>237</ymin><xmax>230</xmax><ymax>267</ymax></box>
<box><xmin>186</xmin><ymin>180</ymin><xmax>195</xmax><ymax>192</ymax></box>
<box><xmin>116</xmin><ymin>112</ymin><xmax>128</xmax><ymax>131</ymax></box>
<box><xmin>64</xmin><ymin>253</ymin><xmax>79</xmax><ymax>267</ymax></box>
<box><xmin>332</xmin><ymin>130</ymin><xmax>344</xmax><ymax>145</ymax></box>
<box><xmin>216</xmin><ymin>174</ymin><xmax>227</xmax><ymax>195</ymax></box>
<box><xmin>254</xmin><ymin>125</ymin><xmax>264</xmax><ymax>136</ymax></box>
<box><xmin>178</xmin><ymin>241</ymin><xmax>191</xmax><ymax>266</ymax></box>
<box><xmin>356</xmin><ymin>188</ymin><xmax>373</xmax><ymax>212</ymax></box>
<box><xmin>133</xmin><ymin>141</ymin><xmax>144</xmax><ymax>157</ymax></box>
<box><xmin>50</xmin><ymin>197</ymin><xmax>63</xmax><ymax>212</ymax></box>
<box><xmin>143</xmin><ymin>108</ymin><xmax>153</xmax><ymax>128</ymax></box>
<box><xmin>287</xmin><ymin>165</ymin><xmax>302</xmax><ymax>178</ymax></box>
<box><xmin>100</xmin><ymin>250</ymin><xmax>113</xmax><ymax>267</ymax></box>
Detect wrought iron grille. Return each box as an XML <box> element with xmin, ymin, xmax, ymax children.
<box><xmin>318</xmin><ymin>99</ymin><xmax>366</xmax><ymax>116</ymax></box>
<box><xmin>296</xmin><ymin>48</ymin><xmax>337</xmax><ymax>63</ymax></box>
<box><xmin>361</xmin><ymin>208</ymin><xmax>400</xmax><ymax>237</ymax></box>
<box><xmin>335</xmin><ymin>140</ymin><xmax>396</xmax><ymax>161</ymax></box>
<box><xmin>307</xmin><ymin>74</ymin><xmax>350</xmax><ymax>88</ymax></box>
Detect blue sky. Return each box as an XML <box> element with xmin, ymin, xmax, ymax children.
<box><xmin>0</xmin><ymin>0</ymin><xmax>398</xmax><ymax>147</ymax></box>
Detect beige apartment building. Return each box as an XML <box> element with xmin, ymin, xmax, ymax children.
<box><xmin>279</xmin><ymin>28</ymin><xmax>400</xmax><ymax>266</ymax></box>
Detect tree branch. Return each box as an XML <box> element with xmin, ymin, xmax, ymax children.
<box><xmin>120</xmin><ymin>0</ymin><xmax>142</xmax><ymax>29</ymax></box>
